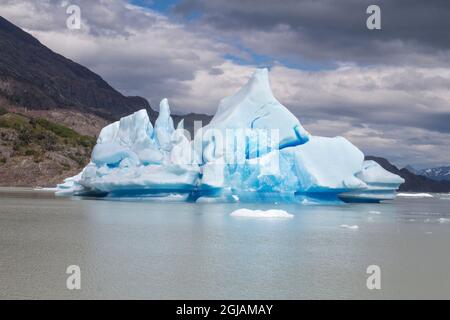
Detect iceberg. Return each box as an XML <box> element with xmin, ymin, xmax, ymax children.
<box><xmin>56</xmin><ymin>68</ymin><xmax>404</xmax><ymax>203</ymax></box>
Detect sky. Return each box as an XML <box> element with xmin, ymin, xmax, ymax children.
<box><xmin>1</xmin><ymin>0</ymin><xmax>449</xmax><ymax>169</ymax></box>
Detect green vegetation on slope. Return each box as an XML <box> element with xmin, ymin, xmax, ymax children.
<box><xmin>0</xmin><ymin>111</ymin><xmax>95</xmax><ymax>166</ymax></box>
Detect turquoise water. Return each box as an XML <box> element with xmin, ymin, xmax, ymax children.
<box><xmin>1</xmin><ymin>188</ymin><xmax>450</xmax><ymax>299</ymax></box>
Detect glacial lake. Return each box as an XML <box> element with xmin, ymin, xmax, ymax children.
<box><xmin>1</xmin><ymin>187</ymin><xmax>450</xmax><ymax>299</ymax></box>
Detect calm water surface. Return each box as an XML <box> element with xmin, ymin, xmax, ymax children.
<box><xmin>1</xmin><ymin>187</ymin><xmax>450</xmax><ymax>299</ymax></box>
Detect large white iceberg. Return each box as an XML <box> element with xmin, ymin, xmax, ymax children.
<box><xmin>56</xmin><ymin>68</ymin><xmax>404</xmax><ymax>203</ymax></box>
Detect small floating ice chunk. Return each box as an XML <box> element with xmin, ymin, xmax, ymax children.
<box><xmin>438</xmin><ymin>218</ymin><xmax>450</xmax><ymax>223</ymax></box>
<box><xmin>397</xmin><ymin>193</ymin><xmax>433</xmax><ymax>198</ymax></box>
<box><xmin>369</xmin><ymin>210</ymin><xmax>381</xmax><ymax>214</ymax></box>
<box><xmin>340</xmin><ymin>224</ymin><xmax>359</xmax><ymax>230</ymax></box>
<box><xmin>230</xmin><ymin>208</ymin><xmax>293</xmax><ymax>218</ymax></box>
<box><xmin>34</xmin><ymin>187</ymin><xmax>58</xmax><ymax>191</ymax></box>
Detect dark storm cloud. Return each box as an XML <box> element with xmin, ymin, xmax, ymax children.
<box><xmin>173</xmin><ymin>0</ymin><xmax>450</xmax><ymax>65</ymax></box>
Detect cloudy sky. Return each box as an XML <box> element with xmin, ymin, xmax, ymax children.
<box><xmin>1</xmin><ymin>0</ymin><xmax>450</xmax><ymax>168</ymax></box>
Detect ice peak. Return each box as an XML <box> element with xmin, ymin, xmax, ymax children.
<box><xmin>201</xmin><ymin>67</ymin><xmax>309</xmax><ymax>157</ymax></box>
<box><xmin>251</xmin><ymin>67</ymin><xmax>269</xmax><ymax>78</ymax></box>
<box><xmin>213</xmin><ymin>68</ymin><xmax>275</xmax><ymax>122</ymax></box>
<box><xmin>246</xmin><ymin>68</ymin><xmax>273</xmax><ymax>97</ymax></box>
<box><xmin>250</xmin><ymin>67</ymin><xmax>269</xmax><ymax>80</ymax></box>
<box><xmin>177</xmin><ymin>119</ymin><xmax>184</xmax><ymax>130</ymax></box>
<box><xmin>155</xmin><ymin>98</ymin><xmax>174</xmax><ymax>129</ymax></box>
<box><xmin>155</xmin><ymin>98</ymin><xmax>175</xmax><ymax>151</ymax></box>
<box><xmin>159</xmin><ymin>98</ymin><xmax>171</xmax><ymax>116</ymax></box>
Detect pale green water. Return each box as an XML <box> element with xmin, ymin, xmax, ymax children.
<box><xmin>0</xmin><ymin>187</ymin><xmax>450</xmax><ymax>299</ymax></box>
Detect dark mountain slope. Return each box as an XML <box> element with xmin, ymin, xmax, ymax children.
<box><xmin>0</xmin><ymin>16</ymin><xmax>150</xmax><ymax>119</ymax></box>
<box><xmin>417</xmin><ymin>166</ymin><xmax>450</xmax><ymax>181</ymax></box>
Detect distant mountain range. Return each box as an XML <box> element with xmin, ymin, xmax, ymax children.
<box><xmin>366</xmin><ymin>156</ymin><xmax>450</xmax><ymax>192</ymax></box>
<box><xmin>416</xmin><ymin>166</ymin><xmax>450</xmax><ymax>181</ymax></box>
<box><xmin>403</xmin><ymin>164</ymin><xmax>450</xmax><ymax>182</ymax></box>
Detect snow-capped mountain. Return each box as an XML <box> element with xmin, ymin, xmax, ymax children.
<box><xmin>417</xmin><ymin>166</ymin><xmax>450</xmax><ymax>181</ymax></box>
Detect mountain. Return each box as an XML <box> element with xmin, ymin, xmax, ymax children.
<box><xmin>366</xmin><ymin>156</ymin><xmax>450</xmax><ymax>192</ymax></box>
<box><xmin>0</xmin><ymin>16</ymin><xmax>212</xmax><ymax>130</ymax></box>
<box><xmin>416</xmin><ymin>166</ymin><xmax>450</xmax><ymax>181</ymax></box>
<box><xmin>0</xmin><ymin>16</ymin><xmax>151</xmax><ymax>119</ymax></box>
